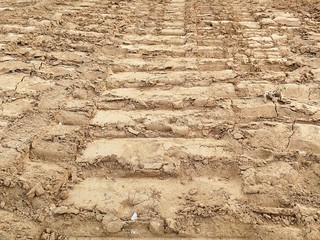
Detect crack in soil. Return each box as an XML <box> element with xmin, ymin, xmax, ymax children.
<box><xmin>0</xmin><ymin>101</ymin><xmax>4</xmax><ymax>113</ymax></box>
<box><xmin>14</xmin><ymin>75</ymin><xmax>27</xmax><ymax>91</ymax></box>
<box><xmin>273</xmin><ymin>100</ymin><xmax>279</xmax><ymax>117</ymax></box>
<box><xmin>286</xmin><ymin>120</ymin><xmax>296</xmax><ymax>149</ymax></box>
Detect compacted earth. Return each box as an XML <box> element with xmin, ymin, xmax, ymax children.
<box><xmin>0</xmin><ymin>0</ymin><xmax>320</xmax><ymax>239</ymax></box>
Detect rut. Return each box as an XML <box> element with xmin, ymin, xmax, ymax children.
<box><xmin>0</xmin><ymin>0</ymin><xmax>320</xmax><ymax>239</ymax></box>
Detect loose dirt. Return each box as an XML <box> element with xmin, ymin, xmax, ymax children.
<box><xmin>0</xmin><ymin>0</ymin><xmax>320</xmax><ymax>239</ymax></box>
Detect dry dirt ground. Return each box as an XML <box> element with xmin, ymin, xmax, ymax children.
<box><xmin>0</xmin><ymin>0</ymin><xmax>320</xmax><ymax>239</ymax></box>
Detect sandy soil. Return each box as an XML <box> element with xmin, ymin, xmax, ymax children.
<box><xmin>0</xmin><ymin>0</ymin><xmax>320</xmax><ymax>239</ymax></box>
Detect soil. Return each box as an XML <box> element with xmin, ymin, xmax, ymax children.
<box><xmin>0</xmin><ymin>0</ymin><xmax>320</xmax><ymax>239</ymax></box>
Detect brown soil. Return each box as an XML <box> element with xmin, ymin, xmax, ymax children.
<box><xmin>0</xmin><ymin>0</ymin><xmax>320</xmax><ymax>239</ymax></box>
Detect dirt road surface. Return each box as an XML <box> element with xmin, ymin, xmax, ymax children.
<box><xmin>0</xmin><ymin>0</ymin><xmax>320</xmax><ymax>239</ymax></box>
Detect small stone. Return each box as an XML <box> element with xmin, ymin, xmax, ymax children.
<box><xmin>131</xmin><ymin>212</ymin><xmax>138</xmax><ymax>221</ymax></box>
<box><xmin>143</xmin><ymin>162</ymin><xmax>162</xmax><ymax>170</ymax></box>
<box><xmin>195</xmin><ymin>228</ymin><xmax>201</xmax><ymax>234</ymax></box>
<box><xmin>0</xmin><ymin>201</ymin><xmax>5</xmax><ymax>208</ymax></box>
<box><xmin>72</xmin><ymin>89</ymin><xmax>87</xmax><ymax>99</ymax></box>
<box><xmin>233</xmin><ymin>132</ymin><xmax>243</xmax><ymax>140</ymax></box>
<box><xmin>3</xmin><ymin>178</ymin><xmax>11</xmax><ymax>187</ymax></box>
<box><xmin>188</xmin><ymin>188</ymin><xmax>198</xmax><ymax>195</ymax></box>
<box><xmin>127</xmin><ymin>127</ymin><xmax>140</xmax><ymax>135</ymax></box>
<box><xmin>202</xmin><ymin>128</ymin><xmax>210</xmax><ymax>136</ymax></box>
<box><xmin>53</xmin><ymin>206</ymin><xmax>79</xmax><ymax>215</ymax></box>
<box><xmin>163</xmin><ymin>163</ymin><xmax>176</xmax><ymax>174</ymax></box>
<box><xmin>41</xmin><ymin>233</ymin><xmax>50</xmax><ymax>240</ymax></box>
<box><xmin>149</xmin><ymin>219</ymin><xmax>164</xmax><ymax>235</ymax></box>
<box><xmin>171</xmin><ymin>126</ymin><xmax>189</xmax><ymax>136</ymax></box>
<box><xmin>292</xmin><ymin>162</ymin><xmax>299</xmax><ymax>170</ymax></box>
<box><xmin>22</xmin><ymin>182</ymin><xmax>30</xmax><ymax>190</ymax></box>
<box><xmin>27</xmin><ymin>183</ymin><xmax>45</xmax><ymax>198</ymax></box>
<box><xmin>49</xmin><ymin>232</ymin><xmax>56</xmax><ymax>240</ymax></box>
<box><xmin>173</xmin><ymin>100</ymin><xmax>184</xmax><ymax>109</ymax></box>
<box><xmin>193</xmin><ymin>222</ymin><xmax>200</xmax><ymax>227</ymax></box>
<box><xmin>103</xmin><ymin>219</ymin><xmax>124</xmax><ymax>233</ymax></box>
<box><xmin>273</xmin><ymin>17</ymin><xmax>300</xmax><ymax>27</ymax></box>
<box><xmin>35</xmin><ymin>185</ymin><xmax>46</xmax><ymax>196</ymax></box>
<box><xmin>263</xmin><ymin>214</ymin><xmax>271</xmax><ymax>220</ymax></box>
<box><xmin>39</xmin><ymin>20</ymin><xmax>51</xmax><ymax>27</ymax></box>
<box><xmin>165</xmin><ymin>218</ymin><xmax>177</xmax><ymax>232</ymax></box>
<box><xmin>26</xmin><ymin>191</ymin><xmax>36</xmax><ymax>198</ymax></box>
<box><xmin>37</xmin><ymin>214</ymin><xmax>45</xmax><ymax>222</ymax></box>
<box><xmin>178</xmin><ymin>231</ymin><xmax>189</xmax><ymax>237</ymax></box>
<box><xmin>282</xmin><ymin>218</ymin><xmax>290</xmax><ymax>226</ymax></box>
<box><xmin>49</xmin><ymin>204</ymin><xmax>56</xmax><ymax>211</ymax></box>
<box><xmin>59</xmin><ymin>191</ymin><xmax>69</xmax><ymax>200</ymax></box>
<box><xmin>107</xmin><ymin>67</ymin><xmax>114</xmax><ymax>76</ymax></box>
<box><xmin>9</xmin><ymin>181</ymin><xmax>17</xmax><ymax>188</ymax></box>
<box><xmin>96</xmin><ymin>213</ymin><xmax>103</xmax><ymax>221</ymax></box>
<box><xmin>304</xmin><ymin>216</ymin><xmax>315</xmax><ymax>224</ymax></box>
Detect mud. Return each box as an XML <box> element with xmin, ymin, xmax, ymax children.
<box><xmin>0</xmin><ymin>0</ymin><xmax>320</xmax><ymax>239</ymax></box>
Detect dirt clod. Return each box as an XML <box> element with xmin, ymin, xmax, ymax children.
<box><xmin>102</xmin><ymin>216</ymin><xmax>124</xmax><ymax>233</ymax></box>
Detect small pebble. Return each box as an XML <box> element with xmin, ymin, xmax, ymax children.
<box><xmin>131</xmin><ymin>212</ymin><xmax>138</xmax><ymax>221</ymax></box>
<box><xmin>59</xmin><ymin>191</ymin><xmax>69</xmax><ymax>200</ymax></box>
<box><xmin>189</xmin><ymin>188</ymin><xmax>198</xmax><ymax>195</ymax></box>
